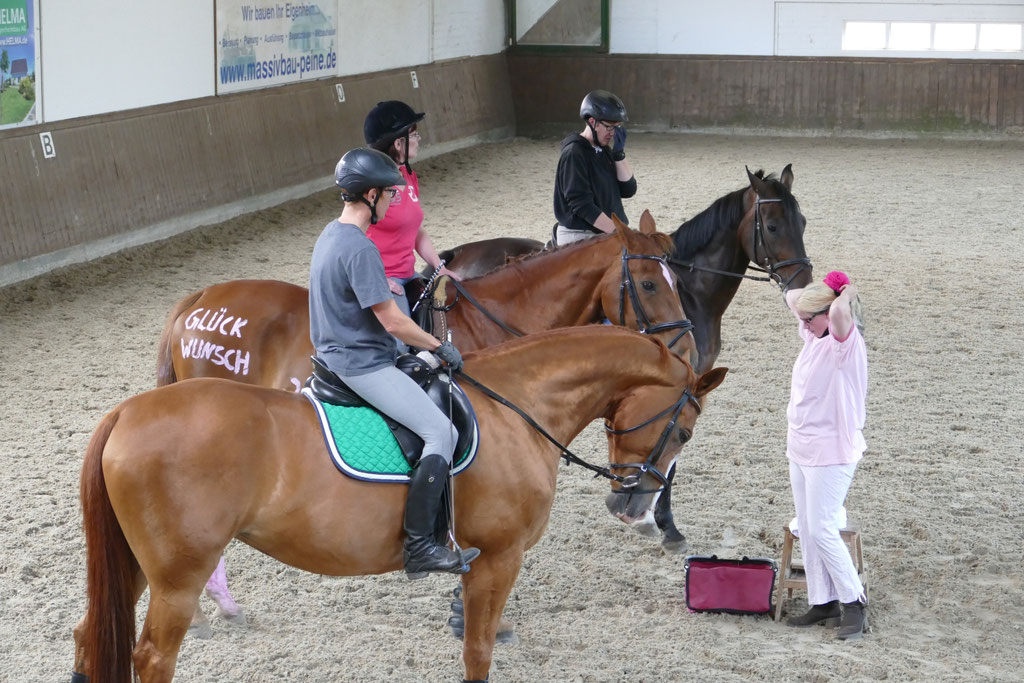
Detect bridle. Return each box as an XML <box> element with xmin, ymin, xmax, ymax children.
<box><xmin>667</xmin><ymin>196</ymin><xmax>812</xmax><ymax>292</ymax></box>
<box><xmin>748</xmin><ymin>197</ymin><xmax>812</xmax><ymax>291</ymax></box>
<box><xmin>618</xmin><ymin>249</ymin><xmax>693</xmax><ymax>349</ymax></box>
<box><xmin>604</xmin><ymin>385</ymin><xmax>703</xmax><ymax>495</ymax></box>
<box><xmin>436</xmin><ymin>248</ymin><xmax>694</xmax><ymax>350</ymax></box>
<box><xmin>454</xmin><ymin>370</ymin><xmax>701</xmax><ymax>496</ymax></box>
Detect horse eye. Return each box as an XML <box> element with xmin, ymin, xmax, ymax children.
<box><xmin>677</xmin><ymin>430</ymin><xmax>691</xmax><ymax>444</ymax></box>
<box><xmin>641</xmin><ymin>280</ymin><xmax>656</xmax><ymax>291</ymax></box>
<box><xmin>767</xmin><ymin>223</ymin><xmax>778</xmax><ymax>233</ymax></box>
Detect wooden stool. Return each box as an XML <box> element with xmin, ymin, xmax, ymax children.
<box><xmin>773</xmin><ymin>522</ymin><xmax>868</xmax><ymax>622</ymax></box>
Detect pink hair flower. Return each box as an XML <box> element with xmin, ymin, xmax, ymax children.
<box><xmin>823</xmin><ymin>270</ymin><xmax>850</xmax><ymax>294</ymax></box>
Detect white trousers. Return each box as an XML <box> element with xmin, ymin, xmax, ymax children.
<box><xmin>555</xmin><ymin>225</ymin><xmax>598</xmax><ymax>245</ymax></box>
<box><xmin>789</xmin><ymin>460</ymin><xmax>866</xmax><ymax>605</ymax></box>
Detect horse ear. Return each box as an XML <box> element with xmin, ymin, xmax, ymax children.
<box><xmin>746</xmin><ymin>166</ymin><xmax>768</xmax><ymax>196</ymax></box>
<box><xmin>638</xmin><ymin>209</ymin><xmax>656</xmax><ymax>235</ymax></box>
<box><xmin>612</xmin><ymin>213</ymin><xmax>632</xmax><ymax>241</ymax></box>
<box><xmin>780</xmin><ymin>164</ymin><xmax>794</xmax><ymax>190</ymax></box>
<box><xmin>694</xmin><ymin>366</ymin><xmax>728</xmax><ymax>398</ymax></box>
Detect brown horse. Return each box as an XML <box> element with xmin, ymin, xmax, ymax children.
<box><xmin>72</xmin><ymin>326</ymin><xmax>727</xmax><ymax>682</ymax></box>
<box><xmin>423</xmin><ymin>236</ymin><xmax>545</xmax><ymax>280</ymax></box>
<box><xmin>157</xmin><ymin>213</ymin><xmax>694</xmax><ymax>393</ymax></box>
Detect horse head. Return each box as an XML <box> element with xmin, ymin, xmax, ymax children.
<box><xmin>603</xmin><ymin>344</ymin><xmax>728</xmax><ymax>533</ymax></box>
<box><xmin>598</xmin><ymin>211</ymin><xmax>694</xmax><ymax>355</ymax></box>
<box><xmin>742</xmin><ymin>165</ymin><xmax>813</xmax><ymax>291</ymax></box>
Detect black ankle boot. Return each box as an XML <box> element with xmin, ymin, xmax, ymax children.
<box><xmin>403</xmin><ymin>454</ymin><xmax>480</xmax><ymax>578</ymax></box>
<box><xmin>837</xmin><ymin>600</ymin><xmax>867</xmax><ymax>640</ymax></box>
<box><xmin>786</xmin><ymin>600</ymin><xmax>841</xmax><ymax>627</ymax></box>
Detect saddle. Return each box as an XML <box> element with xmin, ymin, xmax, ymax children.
<box><xmin>307</xmin><ymin>353</ymin><xmax>475</xmax><ymax>468</ymax></box>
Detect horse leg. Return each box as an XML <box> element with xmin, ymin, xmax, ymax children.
<box><xmin>460</xmin><ymin>550</ymin><xmax>523</xmax><ymax>682</ymax></box>
<box><xmin>654</xmin><ymin>463</ymin><xmax>688</xmax><ymax>554</ymax></box>
<box><xmin>134</xmin><ymin>581</ymin><xmax>206</xmax><ymax>683</ymax></box>
<box><xmin>205</xmin><ymin>554</ymin><xmax>245</xmax><ymax>623</ymax></box>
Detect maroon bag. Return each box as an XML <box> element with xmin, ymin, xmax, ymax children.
<box><xmin>684</xmin><ymin>555</ymin><xmax>777</xmax><ymax>615</ymax></box>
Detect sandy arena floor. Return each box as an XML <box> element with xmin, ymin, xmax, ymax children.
<box><xmin>1</xmin><ymin>132</ymin><xmax>1022</xmax><ymax>682</ymax></box>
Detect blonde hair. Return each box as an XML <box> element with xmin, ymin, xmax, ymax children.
<box><xmin>796</xmin><ymin>283</ymin><xmax>864</xmax><ymax>334</ymax></box>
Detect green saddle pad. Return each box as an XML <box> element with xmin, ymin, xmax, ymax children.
<box><xmin>303</xmin><ymin>387</ymin><xmax>477</xmax><ymax>483</ymax></box>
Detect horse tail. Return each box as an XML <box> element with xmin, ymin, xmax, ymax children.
<box><xmin>80</xmin><ymin>408</ymin><xmax>137</xmax><ymax>683</ymax></box>
<box><xmin>156</xmin><ymin>289</ymin><xmax>202</xmax><ymax>386</ymax></box>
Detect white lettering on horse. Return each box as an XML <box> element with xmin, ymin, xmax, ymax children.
<box><xmin>184</xmin><ymin>307</ymin><xmax>248</xmax><ymax>338</ymax></box>
<box><xmin>179</xmin><ymin>337</ymin><xmax>251</xmax><ymax>376</ymax></box>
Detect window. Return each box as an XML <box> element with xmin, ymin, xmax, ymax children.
<box><xmin>842</xmin><ymin>21</ymin><xmax>1024</xmax><ymax>53</ymax></box>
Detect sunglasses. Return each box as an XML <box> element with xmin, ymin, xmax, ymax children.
<box><xmin>383</xmin><ymin>188</ymin><xmax>399</xmax><ymax>198</ymax></box>
<box><xmin>597</xmin><ymin>120</ymin><xmax>622</xmax><ymax>130</ymax></box>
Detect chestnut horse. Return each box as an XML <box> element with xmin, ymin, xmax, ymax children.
<box><xmin>424</xmin><ymin>236</ymin><xmax>545</xmax><ymax>280</ymax></box>
<box><xmin>72</xmin><ymin>326</ymin><xmax>727</xmax><ymax>682</ymax></box>
<box><xmin>157</xmin><ymin>213</ymin><xmax>693</xmax><ymax>393</ymax></box>
<box><xmin>424</xmin><ymin>167</ymin><xmax>813</xmax><ymax>554</ymax></box>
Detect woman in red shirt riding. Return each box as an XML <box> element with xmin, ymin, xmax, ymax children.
<box><xmin>363</xmin><ymin>101</ymin><xmax>460</xmax><ymax>348</ymax></box>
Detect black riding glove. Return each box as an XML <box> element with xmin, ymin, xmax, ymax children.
<box><xmin>434</xmin><ymin>340</ymin><xmax>463</xmax><ymax>372</ymax></box>
<box><xmin>611</xmin><ymin>126</ymin><xmax>627</xmax><ymax>161</ymax></box>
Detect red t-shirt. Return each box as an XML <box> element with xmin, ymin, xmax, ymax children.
<box><xmin>366</xmin><ymin>165</ymin><xmax>424</xmax><ymax>278</ymax></box>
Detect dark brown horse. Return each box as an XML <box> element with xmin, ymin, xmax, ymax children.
<box><xmin>157</xmin><ymin>214</ymin><xmax>693</xmax><ymax>392</ymax></box>
<box><xmin>652</xmin><ymin>165</ymin><xmax>812</xmax><ymax>551</ymax></box>
<box><xmin>72</xmin><ymin>326</ymin><xmax>727</xmax><ymax>682</ymax></box>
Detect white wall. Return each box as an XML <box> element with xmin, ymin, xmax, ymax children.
<box><xmin>39</xmin><ymin>0</ymin><xmax>506</xmax><ymax>123</ymax></box>
<box><xmin>611</xmin><ymin>0</ymin><xmax>1024</xmax><ymax>57</ymax></box>
<box><xmin>777</xmin><ymin>2</ymin><xmax>1024</xmax><ymax>58</ymax></box>
<box><xmin>41</xmin><ymin>0</ymin><xmax>215</xmax><ymax>122</ymax></box>
<box><xmin>612</xmin><ymin>0</ymin><xmax>774</xmax><ymax>55</ymax></box>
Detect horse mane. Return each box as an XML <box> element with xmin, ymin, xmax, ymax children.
<box><xmin>672</xmin><ymin>171</ymin><xmax>798</xmax><ymax>261</ymax></box>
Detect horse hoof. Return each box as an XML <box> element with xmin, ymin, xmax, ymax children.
<box><xmin>661</xmin><ymin>537</ymin><xmax>689</xmax><ymax>555</ymax></box>
<box><xmin>187</xmin><ymin>620</ymin><xmax>213</xmax><ymax>640</ymax></box>
<box><xmin>214</xmin><ymin>605</ymin><xmax>247</xmax><ymax>626</ymax></box>
<box><xmin>631</xmin><ymin>518</ymin><xmax>660</xmax><ymax>538</ymax></box>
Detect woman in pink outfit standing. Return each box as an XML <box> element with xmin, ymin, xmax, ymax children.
<box><xmin>363</xmin><ymin>100</ymin><xmax>460</xmax><ymax>351</ymax></box>
<box><xmin>783</xmin><ymin>270</ymin><xmax>868</xmax><ymax>640</ymax></box>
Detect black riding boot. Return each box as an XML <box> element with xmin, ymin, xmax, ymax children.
<box><xmin>404</xmin><ymin>454</ymin><xmax>479</xmax><ymax>577</ymax></box>
<box><xmin>786</xmin><ymin>599</ymin><xmax>841</xmax><ymax>627</ymax></box>
<box><xmin>837</xmin><ymin>600</ymin><xmax>867</xmax><ymax>640</ymax></box>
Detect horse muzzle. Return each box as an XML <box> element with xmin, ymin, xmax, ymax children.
<box><xmin>605</xmin><ymin>488</ymin><xmax>661</xmax><ymax>531</ymax></box>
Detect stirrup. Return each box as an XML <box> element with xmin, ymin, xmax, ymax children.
<box><xmin>405</xmin><ymin>546</ymin><xmax>480</xmax><ymax>580</ymax></box>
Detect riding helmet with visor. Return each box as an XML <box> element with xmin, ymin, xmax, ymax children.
<box><xmin>364</xmin><ymin>100</ymin><xmax>426</xmax><ymax>170</ymax></box>
<box><xmin>334</xmin><ymin>147</ymin><xmax>406</xmax><ymax>225</ymax></box>
<box><xmin>579</xmin><ymin>90</ymin><xmax>628</xmax><ymax>124</ymax></box>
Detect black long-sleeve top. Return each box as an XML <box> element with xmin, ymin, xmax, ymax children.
<box><xmin>553</xmin><ymin>134</ymin><xmax>637</xmax><ymax>233</ymax></box>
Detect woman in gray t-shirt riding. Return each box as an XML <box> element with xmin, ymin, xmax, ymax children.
<box><xmin>308</xmin><ymin>148</ymin><xmax>479</xmax><ymax>577</ymax></box>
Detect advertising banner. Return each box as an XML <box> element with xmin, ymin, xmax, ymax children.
<box><xmin>0</xmin><ymin>0</ymin><xmax>38</xmax><ymax>129</ymax></box>
<box><xmin>216</xmin><ymin>1</ymin><xmax>338</xmax><ymax>94</ymax></box>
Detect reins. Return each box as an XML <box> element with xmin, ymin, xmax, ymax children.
<box><xmin>429</xmin><ymin>248</ymin><xmax>693</xmax><ymax>351</ymax></box>
<box><xmin>454</xmin><ymin>369</ymin><xmax>698</xmax><ymax>495</ymax></box>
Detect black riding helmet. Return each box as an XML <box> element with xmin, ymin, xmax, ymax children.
<box><xmin>580</xmin><ymin>90</ymin><xmax>627</xmax><ymax>149</ymax></box>
<box><xmin>334</xmin><ymin>148</ymin><xmax>406</xmax><ymax>225</ymax></box>
<box><xmin>364</xmin><ymin>100</ymin><xmax>426</xmax><ymax>170</ymax></box>
<box><xmin>580</xmin><ymin>90</ymin><xmax>628</xmax><ymax>123</ymax></box>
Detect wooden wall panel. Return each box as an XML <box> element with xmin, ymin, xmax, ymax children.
<box><xmin>0</xmin><ymin>54</ymin><xmax>513</xmax><ymax>276</ymax></box>
<box><xmin>508</xmin><ymin>53</ymin><xmax>1024</xmax><ymax>136</ymax></box>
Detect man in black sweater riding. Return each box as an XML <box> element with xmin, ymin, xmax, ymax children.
<box><xmin>553</xmin><ymin>89</ymin><xmax>637</xmax><ymax>245</ymax></box>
